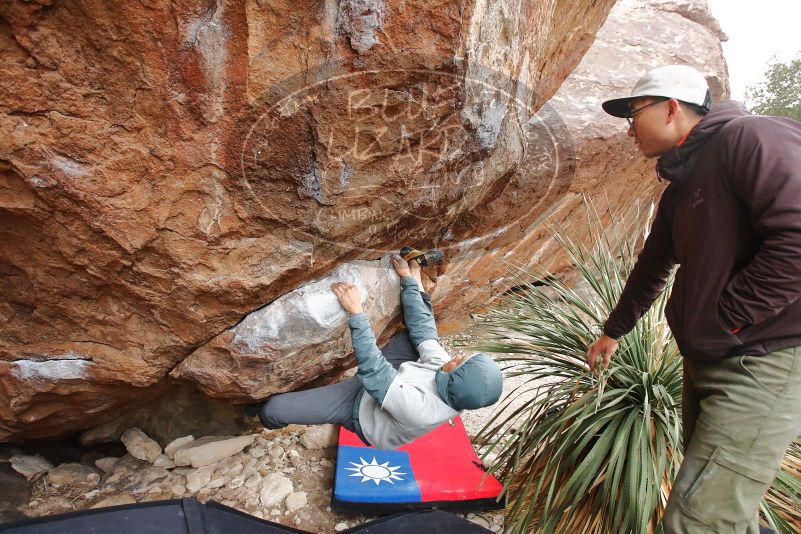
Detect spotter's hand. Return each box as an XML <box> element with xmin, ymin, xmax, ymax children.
<box><xmin>331</xmin><ymin>282</ymin><xmax>364</xmax><ymax>314</ymax></box>
<box><xmin>586</xmin><ymin>335</ymin><xmax>619</xmax><ymax>371</ymax></box>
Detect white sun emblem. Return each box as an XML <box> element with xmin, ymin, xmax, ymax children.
<box><xmin>345</xmin><ymin>457</ymin><xmax>407</xmax><ymax>485</ymax></box>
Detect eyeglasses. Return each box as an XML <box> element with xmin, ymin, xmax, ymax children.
<box><xmin>625</xmin><ymin>100</ymin><xmax>666</xmax><ymax>127</ymax></box>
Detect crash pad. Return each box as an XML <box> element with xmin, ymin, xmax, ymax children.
<box><xmin>0</xmin><ymin>499</ymin><xmax>493</xmax><ymax>534</ymax></box>
<box><xmin>0</xmin><ymin>498</ymin><xmax>306</xmax><ymax>534</ymax></box>
<box><xmin>333</xmin><ymin>416</ymin><xmax>505</xmax><ymax>513</ymax></box>
<box><xmin>343</xmin><ymin>509</ymin><xmax>493</xmax><ymax>533</ymax></box>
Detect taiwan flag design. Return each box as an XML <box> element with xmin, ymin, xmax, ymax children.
<box><xmin>333</xmin><ymin>417</ymin><xmax>504</xmax><ymax>512</ymax></box>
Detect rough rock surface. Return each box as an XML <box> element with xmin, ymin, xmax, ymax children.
<box><xmin>90</xmin><ymin>494</ymin><xmax>137</xmax><ymax>509</ymax></box>
<box><xmin>0</xmin><ymin>0</ymin><xmax>619</xmax><ymax>441</ymax></box>
<box><xmin>171</xmin><ymin>257</ymin><xmax>402</xmax><ymax>400</ymax></box>
<box><xmin>285</xmin><ymin>491</ymin><xmax>307</xmax><ymax>512</ymax></box>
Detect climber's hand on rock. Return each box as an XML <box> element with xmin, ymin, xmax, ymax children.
<box><xmin>331</xmin><ymin>282</ymin><xmax>364</xmax><ymax>314</ymax></box>
<box><xmin>391</xmin><ymin>254</ymin><xmax>412</xmax><ymax>278</ymax></box>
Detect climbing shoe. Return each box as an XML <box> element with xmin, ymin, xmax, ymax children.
<box><xmin>399</xmin><ymin>246</ymin><xmax>444</xmax><ymax>266</ymax></box>
<box><xmin>244</xmin><ymin>403</ymin><xmax>262</xmax><ymax>419</ymax></box>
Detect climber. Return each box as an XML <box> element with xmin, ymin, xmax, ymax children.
<box><xmin>245</xmin><ymin>251</ymin><xmax>503</xmax><ymax>450</ymax></box>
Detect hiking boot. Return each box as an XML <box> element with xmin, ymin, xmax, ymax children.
<box><xmin>244</xmin><ymin>403</ymin><xmax>262</xmax><ymax>422</ymax></box>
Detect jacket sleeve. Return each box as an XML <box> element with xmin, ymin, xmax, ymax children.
<box><xmin>603</xmin><ymin>191</ymin><xmax>678</xmax><ymax>339</ymax></box>
<box><xmin>399</xmin><ymin>276</ymin><xmax>439</xmax><ymax>348</ymax></box>
<box><xmin>348</xmin><ymin>312</ymin><xmax>397</xmax><ymax>405</ymax></box>
<box><xmin>717</xmin><ymin>117</ymin><xmax>801</xmax><ymax>329</ymax></box>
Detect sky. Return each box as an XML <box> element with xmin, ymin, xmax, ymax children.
<box><xmin>707</xmin><ymin>0</ymin><xmax>801</xmax><ymax>103</ymax></box>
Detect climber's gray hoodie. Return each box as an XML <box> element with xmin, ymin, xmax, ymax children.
<box><xmin>346</xmin><ymin>277</ymin><xmax>459</xmax><ymax>450</ymax></box>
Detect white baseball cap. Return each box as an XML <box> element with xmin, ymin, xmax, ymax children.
<box><xmin>602</xmin><ymin>65</ymin><xmax>712</xmax><ymax>118</ymax></box>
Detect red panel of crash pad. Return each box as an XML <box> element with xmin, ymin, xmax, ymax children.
<box><xmin>337</xmin><ymin>416</ymin><xmax>503</xmax><ymax>503</ymax></box>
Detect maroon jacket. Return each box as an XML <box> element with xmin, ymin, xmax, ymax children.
<box><xmin>604</xmin><ymin>101</ymin><xmax>801</xmax><ymax>363</ymax></box>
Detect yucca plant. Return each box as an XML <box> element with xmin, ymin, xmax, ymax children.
<box><xmin>469</xmin><ymin>201</ymin><xmax>801</xmax><ymax>533</ymax></box>
<box><xmin>763</xmin><ymin>439</ymin><xmax>801</xmax><ymax>532</ymax></box>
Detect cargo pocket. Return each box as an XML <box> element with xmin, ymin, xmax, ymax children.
<box><xmin>682</xmin><ymin>447</ymin><xmax>776</xmax><ymax>525</ymax></box>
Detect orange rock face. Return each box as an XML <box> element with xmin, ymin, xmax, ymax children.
<box><xmin>0</xmin><ymin>0</ymin><xmax>726</xmax><ymax>442</ymax></box>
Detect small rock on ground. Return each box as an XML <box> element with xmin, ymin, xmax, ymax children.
<box><xmin>47</xmin><ymin>463</ymin><xmax>100</xmax><ymax>486</ymax></box>
<box><xmin>259</xmin><ymin>473</ymin><xmax>293</xmax><ymax>507</ymax></box>
<box><xmin>121</xmin><ymin>428</ymin><xmax>162</xmax><ymax>463</ymax></box>
<box><xmin>10</xmin><ymin>455</ymin><xmax>53</xmax><ymax>480</ymax></box>
<box><xmin>299</xmin><ymin>425</ymin><xmax>338</xmax><ymax>450</ymax></box>
<box><xmin>285</xmin><ymin>491</ymin><xmax>307</xmax><ymax>512</ymax></box>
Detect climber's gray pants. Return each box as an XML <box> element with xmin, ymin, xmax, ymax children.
<box><xmin>258</xmin><ymin>329</ymin><xmax>421</xmax><ymax>431</ymax></box>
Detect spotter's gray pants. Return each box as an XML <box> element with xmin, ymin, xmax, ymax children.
<box><xmin>258</xmin><ymin>293</ymin><xmax>434</xmax><ymax>432</ymax></box>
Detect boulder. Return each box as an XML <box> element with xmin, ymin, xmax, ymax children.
<box><xmin>0</xmin><ymin>0</ymin><xmax>619</xmax><ymax>442</ymax></box>
<box><xmin>422</xmin><ymin>0</ymin><xmax>731</xmax><ymax>330</ymax></box>
<box><xmin>0</xmin><ymin>0</ymin><xmax>729</xmax><ymax>443</ymax></box>
<box><xmin>173</xmin><ymin>435</ymin><xmax>256</xmax><ymax>468</ymax></box>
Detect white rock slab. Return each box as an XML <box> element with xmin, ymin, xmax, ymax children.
<box><xmin>164</xmin><ymin>435</ymin><xmax>195</xmax><ymax>459</ymax></box>
<box><xmin>173</xmin><ymin>435</ymin><xmax>256</xmax><ymax>468</ymax></box>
